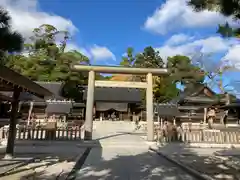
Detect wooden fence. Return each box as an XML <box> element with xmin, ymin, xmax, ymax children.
<box><xmin>0</xmin><ymin>127</ymin><xmax>84</xmax><ymax>141</ymax></box>
<box><xmin>181</xmin><ymin>130</ymin><xmax>240</xmax><ymax>144</ymax></box>
<box><xmin>157</xmin><ymin>130</ymin><xmax>240</xmax><ymax>144</ymax></box>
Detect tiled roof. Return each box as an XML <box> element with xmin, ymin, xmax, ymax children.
<box><xmin>154</xmin><ymin>103</ymin><xmax>180</xmax><ymax>116</ymax></box>
<box><xmin>2</xmin><ymin>82</ymin><xmax>72</xmax><ymax>114</ymax></box>
<box><xmin>36</xmin><ymin>82</ymin><xmax>64</xmax><ymax>100</ymax></box>
<box><xmin>17</xmin><ymin>81</ymin><xmax>65</xmax><ymax>102</ymax></box>
<box><xmin>45</xmin><ymin>101</ymin><xmax>72</xmax><ymax>114</ymax></box>
<box><xmin>83</xmin><ymin>87</ymin><xmax>142</xmax><ymax>103</ymax></box>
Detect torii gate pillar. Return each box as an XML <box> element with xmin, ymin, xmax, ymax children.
<box><xmin>146</xmin><ymin>72</ymin><xmax>154</xmax><ymax>141</ymax></box>
<box><xmin>84</xmin><ymin>70</ymin><xmax>95</xmax><ymax>140</ymax></box>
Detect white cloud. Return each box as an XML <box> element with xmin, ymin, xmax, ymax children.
<box><xmin>65</xmin><ymin>43</ymin><xmax>92</xmax><ymax>58</ymax></box>
<box><xmin>89</xmin><ymin>45</ymin><xmax>116</xmax><ymax>61</ymax></box>
<box><xmin>144</xmin><ymin>0</ymin><xmax>233</xmax><ymax>35</ymax></box>
<box><xmin>157</xmin><ymin>35</ymin><xmax>235</xmax><ymax>61</ymax></box>
<box><xmin>165</xmin><ymin>33</ymin><xmax>195</xmax><ymax>45</ymax></box>
<box><xmin>66</xmin><ymin>44</ymin><xmax>116</xmax><ymax>63</ymax></box>
<box><xmin>0</xmin><ymin>0</ymin><xmax>77</xmax><ymax>37</ymax></box>
<box><xmin>157</xmin><ymin>34</ymin><xmax>240</xmax><ymax>94</ymax></box>
<box><xmin>223</xmin><ymin>45</ymin><xmax>240</xmax><ymax>68</ymax></box>
<box><xmin>1</xmin><ymin>0</ymin><xmax>116</xmax><ymax>64</ymax></box>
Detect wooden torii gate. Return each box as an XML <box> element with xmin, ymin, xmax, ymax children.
<box><xmin>71</xmin><ymin>65</ymin><xmax>169</xmax><ymax>141</ymax></box>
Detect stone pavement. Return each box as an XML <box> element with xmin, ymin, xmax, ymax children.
<box><xmin>152</xmin><ymin>143</ymin><xmax>240</xmax><ymax>180</ymax></box>
<box><xmin>71</xmin><ymin>121</ymin><xmax>197</xmax><ymax>180</ymax></box>
<box><xmin>0</xmin><ymin>143</ymin><xmax>87</xmax><ymax>180</ymax></box>
<box><xmin>75</xmin><ymin>145</ymin><xmax>197</xmax><ymax>180</ymax></box>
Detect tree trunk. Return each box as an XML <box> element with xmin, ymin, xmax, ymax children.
<box><xmin>5</xmin><ymin>87</ymin><xmax>21</xmax><ymax>159</ymax></box>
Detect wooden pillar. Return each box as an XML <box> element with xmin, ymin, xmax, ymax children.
<box><xmin>100</xmin><ymin>112</ymin><xmax>103</xmax><ymax>121</ymax></box>
<box><xmin>204</xmin><ymin>108</ymin><xmax>207</xmax><ymax>124</ymax></box>
<box><xmin>146</xmin><ymin>72</ymin><xmax>154</xmax><ymax>141</ymax></box>
<box><xmin>27</xmin><ymin>101</ymin><xmax>34</xmax><ymax>126</ymax></box>
<box><xmin>127</xmin><ymin>106</ymin><xmax>131</xmax><ymax>121</ymax></box>
<box><xmin>81</xmin><ymin>108</ymin><xmax>84</xmax><ymax>120</ymax></box>
<box><xmin>120</xmin><ymin>112</ymin><xmax>123</xmax><ymax>121</ymax></box>
<box><xmin>173</xmin><ymin>117</ymin><xmax>176</xmax><ymax>125</ymax></box>
<box><xmin>5</xmin><ymin>87</ymin><xmax>21</xmax><ymax>159</ymax></box>
<box><xmin>85</xmin><ymin>70</ymin><xmax>95</xmax><ymax>140</ymax></box>
<box><xmin>160</xmin><ymin>118</ymin><xmax>163</xmax><ymax>129</ymax></box>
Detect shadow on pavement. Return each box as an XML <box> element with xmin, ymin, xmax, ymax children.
<box><xmin>154</xmin><ymin>143</ymin><xmax>240</xmax><ymax>180</ymax></box>
<box><xmin>94</xmin><ymin>132</ymin><xmax>131</xmax><ymax>141</ymax></box>
<box><xmin>17</xmin><ymin>139</ymin><xmax>196</xmax><ymax>180</ymax></box>
<box><xmin>0</xmin><ymin>142</ymin><xmax>88</xmax><ymax>180</ymax></box>
<box><xmin>65</xmin><ymin>140</ymin><xmax>196</xmax><ymax>180</ymax></box>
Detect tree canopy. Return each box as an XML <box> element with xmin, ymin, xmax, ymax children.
<box><xmin>3</xmin><ymin>21</ymin><xmax>92</xmax><ymax>101</ymax></box>
<box><xmin>120</xmin><ymin>47</ymin><xmax>205</xmax><ymax>102</ymax></box>
<box><xmin>188</xmin><ymin>0</ymin><xmax>240</xmax><ymax>38</ymax></box>
<box><xmin>0</xmin><ymin>8</ymin><xmax>23</xmax><ymax>63</ymax></box>
<box><xmin>167</xmin><ymin>55</ymin><xmax>205</xmax><ymax>93</ymax></box>
<box><xmin>187</xmin><ymin>1</ymin><xmax>238</xmax><ymax>102</ymax></box>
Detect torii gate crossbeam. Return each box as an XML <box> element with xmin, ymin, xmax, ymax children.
<box><xmin>71</xmin><ymin>65</ymin><xmax>169</xmax><ymax>141</ymax></box>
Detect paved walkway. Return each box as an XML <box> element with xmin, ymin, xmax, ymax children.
<box><xmin>0</xmin><ymin>144</ymin><xmax>86</xmax><ymax>179</ymax></box>
<box><xmin>73</xmin><ymin>121</ymin><xmax>196</xmax><ymax>180</ymax></box>
<box><xmin>152</xmin><ymin>143</ymin><xmax>240</xmax><ymax>180</ymax></box>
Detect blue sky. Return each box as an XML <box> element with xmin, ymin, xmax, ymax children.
<box><xmin>40</xmin><ymin>0</ymin><xmax>167</xmax><ymax>62</ymax></box>
<box><xmin>1</xmin><ymin>0</ymin><xmax>240</xmax><ymax>95</ymax></box>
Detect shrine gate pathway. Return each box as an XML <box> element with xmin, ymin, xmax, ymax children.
<box><xmin>72</xmin><ymin>121</ymin><xmax>197</xmax><ymax>180</ymax></box>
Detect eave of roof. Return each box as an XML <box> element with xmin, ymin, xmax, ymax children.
<box><xmin>184</xmin><ymin>96</ymin><xmax>224</xmax><ymax>104</ymax></box>
<box><xmin>0</xmin><ymin>66</ymin><xmax>52</xmax><ymax>98</ymax></box>
<box><xmin>191</xmin><ymin>84</ymin><xmax>216</xmax><ymax>97</ymax></box>
<box><xmin>0</xmin><ymin>92</ymin><xmax>13</xmax><ymax>102</ymax></box>
<box><xmin>219</xmin><ymin>103</ymin><xmax>240</xmax><ymax>109</ymax></box>
<box><xmin>178</xmin><ymin>106</ymin><xmax>207</xmax><ymax>111</ymax></box>
<box><xmin>73</xmin><ymin>102</ymin><xmax>85</xmax><ymax>107</ymax></box>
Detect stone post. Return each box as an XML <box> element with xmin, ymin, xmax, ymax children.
<box><xmin>85</xmin><ymin>70</ymin><xmax>95</xmax><ymax>140</ymax></box>
<box><xmin>146</xmin><ymin>72</ymin><xmax>154</xmax><ymax>141</ymax></box>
